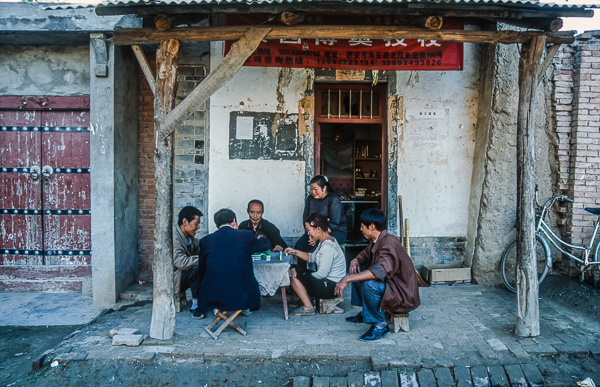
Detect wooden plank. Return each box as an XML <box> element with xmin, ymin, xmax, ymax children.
<box><xmin>0</xmin><ymin>214</ymin><xmax>42</xmax><ymax>251</ymax></box>
<box><xmin>537</xmin><ymin>44</ymin><xmax>561</xmax><ymax>85</ymax></box>
<box><xmin>515</xmin><ymin>35</ymin><xmax>546</xmax><ymax>338</ymax></box>
<box><xmin>496</xmin><ymin>17</ymin><xmax>563</xmax><ymax>32</ymax></box>
<box><xmin>0</xmin><ymin>110</ymin><xmax>42</xmax><ymax>126</ymax></box>
<box><xmin>0</xmin><ymin>173</ymin><xmax>42</xmax><ymax>210</ymax></box>
<box><xmin>43</xmin><ymin>215</ymin><xmax>91</xmax><ymax>251</ymax></box>
<box><xmin>0</xmin><ymin>254</ymin><xmax>44</xmax><ymax>266</ymax></box>
<box><xmin>132</xmin><ymin>45</ymin><xmax>157</xmax><ymax>96</ymax></box>
<box><xmin>149</xmin><ymin>38</ymin><xmax>180</xmax><ymax>341</ymax></box>
<box><xmin>0</xmin><ymin>96</ymin><xmax>90</xmax><ymax>110</ymax></box>
<box><xmin>42</xmin><ymin>111</ymin><xmax>90</xmax><ymax>127</ymax></box>
<box><xmin>158</xmin><ymin>26</ymin><xmax>271</xmax><ymax>140</ymax></box>
<box><xmin>114</xmin><ymin>25</ymin><xmax>576</xmax><ymax>46</ymax></box>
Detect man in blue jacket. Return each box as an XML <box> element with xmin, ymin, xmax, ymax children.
<box><xmin>197</xmin><ymin>208</ymin><xmax>270</xmax><ymax>315</ymax></box>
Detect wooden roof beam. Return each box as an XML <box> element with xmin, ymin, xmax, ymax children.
<box><xmin>493</xmin><ymin>17</ymin><xmax>563</xmax><ymax>32</ymax></box>
<box><xmin>112</xmin><ymin>25</ymin><xmax>576</xmax><ymax>46</ymax></box>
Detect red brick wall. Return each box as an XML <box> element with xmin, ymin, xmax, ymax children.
<box><xmin>138</xmin><ymin>58</ymin><xmax>156</xmax><ymax>281</ymax></box>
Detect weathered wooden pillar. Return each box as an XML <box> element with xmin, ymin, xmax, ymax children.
<box><xmin>149</xmin><ymin>38</ymin><xmax>180</xmax><ymax>340</ymax></box>
<box><xmin>515</xmin><ymin>35</ymin><xmax>546</xmax><ymax>337</ymax></box>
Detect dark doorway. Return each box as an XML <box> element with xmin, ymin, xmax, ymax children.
<box><xmin>314</xmin><ymin>85</ymin><xmax>386</xmax><ymax>246</ymax></box>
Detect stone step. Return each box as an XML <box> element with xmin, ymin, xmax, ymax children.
<box><xmin>292</xmin><ymin>364</ymin><xmax>546</xmax><ymax>387</ymax></box>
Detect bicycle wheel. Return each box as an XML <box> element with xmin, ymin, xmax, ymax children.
<box><xmin>501</xmin><ymin>234</ymin><xmax>551</xmax><ymax>293</ymax></box>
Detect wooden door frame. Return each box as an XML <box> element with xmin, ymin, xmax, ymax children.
<box><xmin>314</xmin><ymin>83</ymin><xmax>387</xmax><ymax>210</ymax></box>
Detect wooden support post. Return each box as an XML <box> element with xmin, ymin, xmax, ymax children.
<box><xmin>158</xmin><ymin>26</ymin><xmax>271</xmax><ymax>140</ymax></box>
<box><xmin>132</xmin><ymin>45</ymin><xmax>156</xmax><ymax>96</ymax></box>
<box><xmin>149</xmin><ymin>38</ymin><xmax>180</xmax><ymax>340</ymax></box>
<box><xmin>515</xmin><ymin>35</ymin><xmax>546</xmax><ymax>338</ymax></box>
<box><xmin>537</xmin><ymin>44</ymin><xmax>561</xmax><ymax>86</ymax></box>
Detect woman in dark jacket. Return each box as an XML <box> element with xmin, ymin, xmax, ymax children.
<box><xmin>295</xmin><ymin>175</ymin><xmax>347</xmax><ymax>251</ymax></box>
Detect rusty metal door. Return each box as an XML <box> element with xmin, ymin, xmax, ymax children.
<box><xmin>0</xmin><ymin>97</ymin><xmax>91</xmax><ymax>292</ymax></box>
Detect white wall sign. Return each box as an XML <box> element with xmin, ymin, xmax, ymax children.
<box><xmin>236</xmin><ymin>116</ymin><xmax>254</xmax><ymax>140</ymax></box>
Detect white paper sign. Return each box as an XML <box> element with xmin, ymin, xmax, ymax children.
<box><xmin>236</xmin><ymin>116</ymin><xmax>254</xmax><ymax>140</ymax></box>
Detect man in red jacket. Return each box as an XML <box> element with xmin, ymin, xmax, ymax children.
<box><xmin>334</xmin><ymin>208</ymin><xmax>420</xmax><ymax>341</ymax></box>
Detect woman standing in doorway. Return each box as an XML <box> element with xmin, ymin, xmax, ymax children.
<box><xmin>295</xmin><ymin>175</ymin><xmax>347</xmax><ymax>252</ymax></box>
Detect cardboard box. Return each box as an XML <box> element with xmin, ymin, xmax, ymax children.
<box><xmin>421</xmin><ymin>263</ymin><xmax>471</xmax><ymax>286</ymax></box>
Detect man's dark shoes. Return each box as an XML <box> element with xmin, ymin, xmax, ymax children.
<box><xmin>345</xmin><ymin>313</ymin><xmax>363</xmax><ymax>323</ymax></box>
<box><xmin>191</xmin><ymin>308</ymin><xmax>206</xmax><ymax>320</ymax></box>
<box><xmin>358</xmin><ymin>325</ymin><xmax>390</xmax><ymax>341</ymax></box>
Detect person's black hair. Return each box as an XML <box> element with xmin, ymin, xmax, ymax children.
<box><xmin>310</xmin><ymin>175</ymin><xmax>336</xmax><ymax>195</ymax></box>
<box><xmin>178</xmin><ymin>206</ymin><xmax>203</xmax><ymax>226</ymax></box>
<box><xmin>305</xmin><ymin>212</ymin><xmax>330</xmax><ymax>232</ymax></box>
<box><xmin>214</xmin><ymin>208</ymin><xmax>237</xmax><ymax>228</ymax></box>
<box><xmin>360</xmin><ymin>208</ymin><xmax>386</xmax><ymax>231</ymax></box>
<box><xmin>247</xmin><ymin>199</ymin><xmax>264</xmax><ymax>212</ymax></box>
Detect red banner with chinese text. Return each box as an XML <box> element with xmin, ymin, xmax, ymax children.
<box><xmin>225</xmin><ymin>14</ymin><xmax>463</xmax><ymax>71</ymax></box>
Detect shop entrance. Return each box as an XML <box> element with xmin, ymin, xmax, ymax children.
<box><xmin>314</xmin><ymin>84</ymin><xmax>386</xmax><ymax>246</ymax></box>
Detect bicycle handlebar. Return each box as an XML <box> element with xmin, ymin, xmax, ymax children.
<box><xmin>559</xmin><ymin>196</ymin><xmax>574</xmax><ymax>203</ymax></box>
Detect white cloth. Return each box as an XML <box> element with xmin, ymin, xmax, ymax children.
<box><xmin>253</xmin><ymin>254</ymin><xmax>292</xmax><ymax>296</ymax></box>
<box><xmin>308</xmin><ymin>239</ymin><xmax>346</xmax><ymax>283</ymax></box>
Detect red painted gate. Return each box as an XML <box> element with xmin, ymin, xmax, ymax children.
<box><xmin>0</xmin><ymin>96</ymin><xmax>91</xmax><ymax>292</ymax></box>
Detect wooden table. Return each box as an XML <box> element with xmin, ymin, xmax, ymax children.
<box><xmin>253</xmin><ymin>253</ymin><xmax>292</xmax><ymax>320</ymax></box>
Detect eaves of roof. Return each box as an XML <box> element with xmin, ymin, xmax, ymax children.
<box><xmin>97</xmin><ymin>0</ymin><xmax>596</xmax><ymax>7</ymax></box>
<box><xmin>94</xmin><ymin>0</ymin><xmax>598</xmax><ymax>19</ymax></box>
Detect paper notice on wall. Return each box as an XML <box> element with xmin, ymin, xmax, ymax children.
<box><xmin>236</xmin><ymin>116</ymin><xmax>254</xmax><ymax>140</ymax></box>
<box><xmin>405</xmin><ymin>108</ymin><xmax>445</xmax><ymax>122</ymax></box>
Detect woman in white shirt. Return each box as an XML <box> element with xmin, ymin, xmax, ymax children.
<box><xmin>285</xmin><ymin>212</ymin><xmax>346</xmax><ymax>316</ymax></box>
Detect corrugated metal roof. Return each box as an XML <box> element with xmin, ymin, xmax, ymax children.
<box><xmin>43</xmin><ymin>4</ymin><xmax>97</xmax><ymax>10</ymax></box>
<box><xmin>97</xmin><ymin>0</ymin><xmax>597</xmax><ymax>8</ymax></box>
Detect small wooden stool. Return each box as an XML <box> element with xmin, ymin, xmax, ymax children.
<box><xmin>317</xmin><ymin>298</ymin><xmax>344</xmax><ymax>314</ymax></box>
<box><xmin>385</xmin><ymin>311</ymin><xmax>409</xmax><ymax>333</ymax></box>
<box><xmin>204</xmin><ymin>310</ymin><xmax>247</xmax><ymax>340</ymax></box>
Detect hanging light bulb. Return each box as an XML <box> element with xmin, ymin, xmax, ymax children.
<box><xmin>302</xmin><ymin>39</ymin><xmax>309</xmax><ymax>51</ymax></box>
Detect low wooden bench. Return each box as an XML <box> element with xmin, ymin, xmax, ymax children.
<box><xmin>385</xmin><ymin>311</ymin><xmax>409</xmax><ymax>333</ymax></box>
<box><xmin>317</xmin><ymin>298</ymin><xmax>344</xmax><ymax>314</ymax></box>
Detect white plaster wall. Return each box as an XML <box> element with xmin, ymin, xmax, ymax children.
<box><xmin>0</xmin><ymin>45</ymin><xmax>89</xmax><ymax>96</ymax></box>
<box><xmin>208</xmin><ymin>42</ymin><xmax>307</xmax><ymax>236</ymax></box>
<box><xmin>396</xmin><ymin>42</ymin><xmax>480</xmax><ymax>237</ymax></box>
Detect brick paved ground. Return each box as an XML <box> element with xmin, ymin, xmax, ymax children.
<box><xmin>41</xmin><ymin>281</ymin><xmax>600</xmax><ymax>386</ymax></box>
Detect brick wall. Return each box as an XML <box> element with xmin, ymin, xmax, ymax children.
<box><xmin>136</xmin><ymin>43</ymin><xmax>210</xmax><ymax>281</ymax></box>
<box><xmin>173</xmin><ymin>42</ymin><xmax>210</xmax><ymax>238</ymax></box>
<box><xmin>552</xmin><ymin>31</ymin><xmax>600</xmax><ymax>275</ymax></box>
<box><xmin>138</xmin><ymin>57</ymin><xmax>156</xmax><ymax>280</ymax></box>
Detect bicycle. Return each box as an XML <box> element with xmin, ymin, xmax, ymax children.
<box><xmin>501</xmin><ymin>185</ymin><xmax>600</xmax><ymax>293</ymax></box>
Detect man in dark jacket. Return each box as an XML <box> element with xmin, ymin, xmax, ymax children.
<box><xmin>334</xmin><ymin>208</ymin><xmax>420</xmax><ymax>341</ymax></box>
<box><xmin>197</xmin><ymin>208</ymin><xmax>270</xmax><ymax>314</ymax></box>
<box><xmin>238</xmin><ymin>199</ymin><xmax>287</xmax><ymax>252</ymax></box>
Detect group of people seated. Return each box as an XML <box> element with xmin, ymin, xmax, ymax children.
<box><xmin>173</xmin><ymin>175</ymin><xmax>421</xmax><ymax>341</ymax></box>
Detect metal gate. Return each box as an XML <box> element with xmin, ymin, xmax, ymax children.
<box><xmin>0</xmin><ymin>97</ymin><xmax>91</xmax><ymax>292</ymax></box>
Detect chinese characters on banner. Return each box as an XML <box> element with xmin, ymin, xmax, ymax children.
<box><xmin>225</xmin><ymin>14</ymin><xmax>463</xmax><ymax>71</ymax></box>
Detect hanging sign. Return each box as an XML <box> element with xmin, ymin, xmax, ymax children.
<box><xmin>225</xmin><ymin>14</ymin><xmax>463</xmax><ymax>71</ymax></box>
